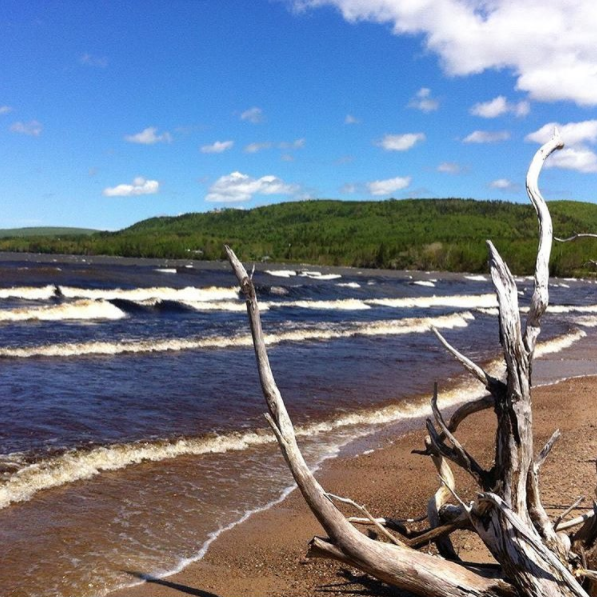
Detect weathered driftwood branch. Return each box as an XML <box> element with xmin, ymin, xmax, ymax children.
<box><xmin>227</xmin><ymin>246</ymin><xmax>516</xmax><ymax>597</ymax></box>
<box><xmin>555</xmin><ymin>233</ymin><xmax>597</xmax><ymax>243</ymax></box>
<box><xmin>227</xmin><ymin>129</ymin><xmax>597</xmax><ymax>596</ymax></box>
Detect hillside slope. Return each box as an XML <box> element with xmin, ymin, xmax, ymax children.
<box><xmin>2</xmin><ymin>199</ymin><xmax>597</xmax><ymax>275</ymax></box>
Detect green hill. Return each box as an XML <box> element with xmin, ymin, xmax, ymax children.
<box><xmin>0</xmin><ymin>226</ymin><xmax>98</xmax><ymax>238</ymax></box>
<box><xmin>2</xmin><ymin>199</ymin><xmax>597</xmax><ymax>275</ymax></box>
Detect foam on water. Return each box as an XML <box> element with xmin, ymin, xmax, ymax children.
<box><xmin>413</xmin><ymin>280</ymin><xmax>435</xmax><ymax>287</ymax></box>
<box><xmin>464</xmin><ymin>275</ymin><xmax>487</xmax><ymax>282</ymax></box>
<box><xmin>0</xmin><ymin>285</ymin><xmax>58</xmax><ymax>300</ymax></box>
<box><xmin>0</xmin><ymin>299</ymin><xmax>126</xmax><ymax>322</ymax></box>
<box><xmin>0</xmin><ymin>311</ymin><xmax>474</xmax><ymax>358</ymax></box>
<box><xmin>369</xmin><ymin>293</ymin><xmax>497</xmax><ymax>309</ymax></box>
<box><xmin>299</xmin><ymin>271</ymin><xmax>342</xmax><ymax>280</ymax></box>
<box><xmin>337</xmin><ymin>282</ymin><xmax>361</xmax><ymax>289</ymax></box>
<box><xmin>58</xmin><ymin>285</ymin><xmax>240</xmax><ymax>302</ymax></box>
<box><xmin>264</xmin><ymin>270</ymin><xmax>296</xmax><ymax>278</ymax></box>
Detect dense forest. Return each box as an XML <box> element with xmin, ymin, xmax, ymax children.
<box><xmin>2</xmin><ymin>198</ymin><xmax>597</xmax><ymax>275</ymax></box>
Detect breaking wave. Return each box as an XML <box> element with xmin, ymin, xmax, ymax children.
<box><xmin>369</xmin><ymin>293</ymin><xmax>497</xmax><ymax>309</ymax></box>
<box><xmin>0</xmin><ymin>312</ymin><xmax>474</xmax><ymax>358</ymax></box>
<box><xmin>0</xmin><ymin>326</ymin><xmax>584</xmax><ymax>510</ymax></box>
<box><xmin>0</xmin><ymin>299</ymin><xmax>126</xmax><ymax>322</ymax></box>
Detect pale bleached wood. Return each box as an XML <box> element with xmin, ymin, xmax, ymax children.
<box><xmin>226</xmin><ymin>246</ymin><xmax>516</xmax><ymax>597</ymax></box>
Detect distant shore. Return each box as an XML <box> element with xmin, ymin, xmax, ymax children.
<box><xmin>110</xmin><ymin>374</ymin><xmax>597</xmax><ymax>597</ymax></box>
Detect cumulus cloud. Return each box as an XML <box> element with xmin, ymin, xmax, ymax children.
<box><xmin>345</xmin><ymin>114</ymin><xmax>360</xmax><ymax>124</ymax></box>
<box><xmin>367</xmin><ymin>175</ymin><xmax>411</xmax><ymax>196</ymax></box>
<box><xmin>490</xmin><ymin>178</ymin><xmax>519</xmax><ymax>192</ymax></box>
<box><xmin>244</xmin><ymin>138</ymin><xmax>305</xmax><ymax>153</ymax></box>
<box><xmin>125</xmin><ymin>127</ymin><xmax>172</xmax><ymax>145</ymax></box>
<box><xmin>463</xmin><ymin>130</ymin><xmax>510</xmax><ymax>143</ymax></box>
<box><xmin>526</xmin><ymin>120</ymin><xmax>597</xmax><ymax>146</ymax></box>
<box><xmin>0</xmin><ymin>106</ymin><xmax>13</xmax><ymax>115</ymax></box>
<box><xmin>290</xmin><ymin>0</ymin><xmax>597</xmax><ymax>106</ymax></box>
<box><xmin>437</xmin><ymin>162</ymin><xmax>461</xmax><ymax>174</ymax></box>
<box><xmin>377</xmin><ymin>133</ymin><xmax>425</xmax><ymax>151</ymax></box>
<box><xmin>470</xmin><ymin>96</ymin><xmax>530</xmax><ymax>118</ymax></box>
<box><xmin>103</xmin><ymin>177</ymin><xmax>160</xmax><ymax>197</ymax></box>
<box><xmin>79</xmin><ymin>53</ymin><xmax>108</xmax><ymax>68</ymax></box>
<box><xmin>408</xmin><ymin>88</ymin><xmax>439</xmax><ymax>112</ymax></box>
<box><xmin>200</xmin><ymin>140</ymin><xmax>234</xmax><ymax>154</ymax></box>
<box><xmin>240</xmin><ymin>107</ymin><xmax>264</xmax><ymax>124</ymax></box>
<box><xmin>206</xmin><ymin>171</ymin><xmax>298</xmax><ymax>202</ymax></box>
<box><xmin>526</xmin><ymin>120</ymin><xmax>597</xmax><ymax>173</ymax></box>
<box><xmin>10</xmin><ymin>120</ymin><xmax>42</xmax><ymax>136</ymax></box>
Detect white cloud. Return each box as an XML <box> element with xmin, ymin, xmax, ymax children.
<box><xmin>367</xmin><ymin>175</ymin><xmax>411</xmax><ymax>196</ymax></box>
<box><xmin>245</xmin><ymin>142</ymin><xmax>273</xmax><ymax>154</ymax></box>
<box><xmin>470</xmin><ymin>96</ymin><xmax>529</xmax><ymax>118</ymax></box>
<box><xmin>345</xmin><ymin>114</ymin><xmax>360</xmax><ymax>124</ymax></box>
<box><xmin>377</xmin><ymin>133</ymin><xmax>425</xmax><ymax>151</ymax></box>
<box><xmin>545</xmin><ymin>147</ymin><xmax>597</xmax><ymax>173</ymax></box>
<box><xmin>240</xmin><ymin>107</ymin><xmax>264</xmax><ymax>124</ymax></box>
<box><xmin>526</xmin><ymin>120</ymin><xmax>597</xmax><ymax>146</ymax></box>
<box><xmin>279</xmin><ymin>138</ymin><xmax>305</xmax><ymax>149</ymax></box>
<box><xmin>244</xmin><ymin>138</ymin><xmax>305</xmax><ymax>153</ymax></box>
<box><xmin>0</xmin><ymin>106</ymin><xmax>13</xmax><ymax>115</ymax></box>
<box><xmin>79</xmin><ymin>53</ymin><xmax>108</xmax><ymax>68</ymax></box>
<box><xmin>463</xmin><ymin>130</ymin><xmax>510</xmax><ymax>143</ymax></box>
<box><xmin>526</xmin><ymin>120</ymin><xmax>597</xmax><ymax>173</ymax></box>
<box><xmin>291</xmin><ymin>0</ymin><xmax>597</xmax><ymax>106</ymax></box>
<box><xmin>206</xmin><ymin>171</ymin><xmax>298</xmax><ymax>202</ymax></box>
<box><xmin>200</xmin><ymin>140</ymin><xmax>234</xmax><ymax>154</ymax></box>
<box><xmin>103</xmin><ymin>177</ymin><xmax>160</xmax><ymax>197</ymax></box>
<box><xmin>340</xmin><ymin>183</ymin><xmax>357</xmax><ymax>194</ymax></box>
<box><xmin>408</xmin><ymin>87</ymin><xmax>439</xmax><ymax>112</ymax></box>
<box><xmin>10</xmin><ymin>120</ymin><xmax>42</xmax><ymax>136</ymax></box>
<box><xmin>490</xmin><ymin>178</ymin><xmax>516</xmax><ymax>190</ymax></box>
<box><xmin>437</xmin><ymin>162</ymin><xmax>461</xmax><ymax>174</ymax></box>
<box><xmin>125</xmin><ymin>127</ymin><xmax>172</xmax><ymax>145</ymax></box>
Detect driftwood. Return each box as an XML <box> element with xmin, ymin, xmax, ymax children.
<box><xmin>226</xmin><ymin>129</ymin><xmax>597</xmax><ymax>596</ymax></box>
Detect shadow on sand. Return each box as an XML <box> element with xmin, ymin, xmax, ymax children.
<box><xmin>123</xmin><ymin>570</ymin><xmax>222</xmax><ymax>597</ymax></box>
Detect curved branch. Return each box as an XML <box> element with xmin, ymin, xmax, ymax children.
<box><xmin>524</xmin><ymin>128</ymin><xmax>564</xmax><ymax>356</ymax></box>
<box><xmin>555</xmin><ymin>233</ymin><xmax>597</xmax><ymax>243</ymax></box>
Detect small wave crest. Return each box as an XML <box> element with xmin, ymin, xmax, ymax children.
<box><xmin>58</xmin><ymin>285</ymin><xmax>240</xmax><ymax>303</ymax></box>
<box><xmin>0</xmin><ymin>312</ymin><xmax>474</xmax><ymax>358</ymax></box>
<box><xmin>0</xmin><ymin>326</ymin><xmax>584</xmax><ymax>509</ymax></box>
<box><xmin>369</xmin><ymin>293</ymin><xmax>497</xmax><ymax>309</ymax></box>
<box><xmin>0</xmin><ymin>299</ymin><xmax>126</xmax><ymax>322</ymax></box>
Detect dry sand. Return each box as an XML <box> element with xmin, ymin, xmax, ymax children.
<box><xmin>111</xmin><ymin>375</ymin><xmax>597</xmax><ymax>597</ymax></box>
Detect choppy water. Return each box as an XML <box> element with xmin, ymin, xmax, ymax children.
<box><xmin>1</xmin><ymin>253</ymin><xmax>596</xmax><ymax>597</ymax></box>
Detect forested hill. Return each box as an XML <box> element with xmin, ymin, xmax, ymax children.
<box><xmin>3</xmin><ymin>198</ymin><xmax>597</xmax><ymax>275</ymax></box>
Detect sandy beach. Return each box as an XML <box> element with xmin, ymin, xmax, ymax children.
<box><xmin>110</xmin><ymin>374</ymin><xmax>597</xmax><ymax>597</ymax></box>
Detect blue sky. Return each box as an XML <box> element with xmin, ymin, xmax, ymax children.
<box><xmin>1</xmin><ymin>0</ymin><xmax>597</xmax><ymax>230</ymax></box>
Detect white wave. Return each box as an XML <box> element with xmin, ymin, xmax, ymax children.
<box><xmin>269</xmin><ymin>286</ymin><xmax>289</xmax><ymax>295</ymax></box>
<box><xmin>413</xmin><ymin>280</ymin><xmax>435</xmax><ymax>287</ymax></box>
<box><xmin>1</xmin><ymin>325</ymin><xmax>583</xmax><ymax>510</ymax></box>
<box><xmin>575</xmin><ymin>316</ymin><xmax>597</xmax><ymax>328</ymax></box>
<box><xmin>264</xmin><ymin>270</ymin><xmax>296</xmax><ymax>278</ymax></box>
<box><xmin>59</xmin><ymin>285</ymin><xmax>239</xmax><ymax>303</ymax></box>
<box><xmin>369</xmin><ymin>293</ymin><xmax>497</xmax><ymax>309</ymax></box>
<box><xmin>271</xmin><ymin>299</ymin><xmax>370</xmax><ymax>311</ymax></box>
<box><xmin>0</xmin><ymin>285</ymin><xmax>58</xmax><ymax>301</ymax></box>
<box><xmin>464</xmin><ymin>275</ymin><xmax>487</xmax><ymax>282</ymax></box>
<box><xmin>181</xmin><ymin>300</ymin><xmax>259</xmax><ymax>312</ymax></box>
<box><xmin>337</xmin><ymin>282</ymin><xmax>361</xmax><ymax>289</ymax></box>
<box><xmin>155</xmin><ymin>268</ymin><xmax>177</xmax><ymax>274</ymax></box>
<box><xmin>299</xmin><ymin>271</ymin><xmax>342</xmax><ymax>281</ymax></box>
<box><xmin>0</xmin><ymin>299</ymin><xmax>126</xmax><ymax>322</ymax></box>
<box><xmin>534</xmin><ymin>329</ymin><xmax>586</xmax><ymax>357</ymax></box>
<box><xmin>0</xmin><ymin>312</ymin><xmax>474</xmax><ymax>359</ymax></box>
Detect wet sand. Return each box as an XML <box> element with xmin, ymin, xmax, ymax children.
<box><xmin>111</xmin><ymin>375</ymin><xmax>597</xmax><ymax>597</ymax></box>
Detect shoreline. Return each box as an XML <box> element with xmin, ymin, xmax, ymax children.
<box><xmin>110</xmin><ymin>373</ymin><xmax>597</xmax><ymax>597</ymax></box>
